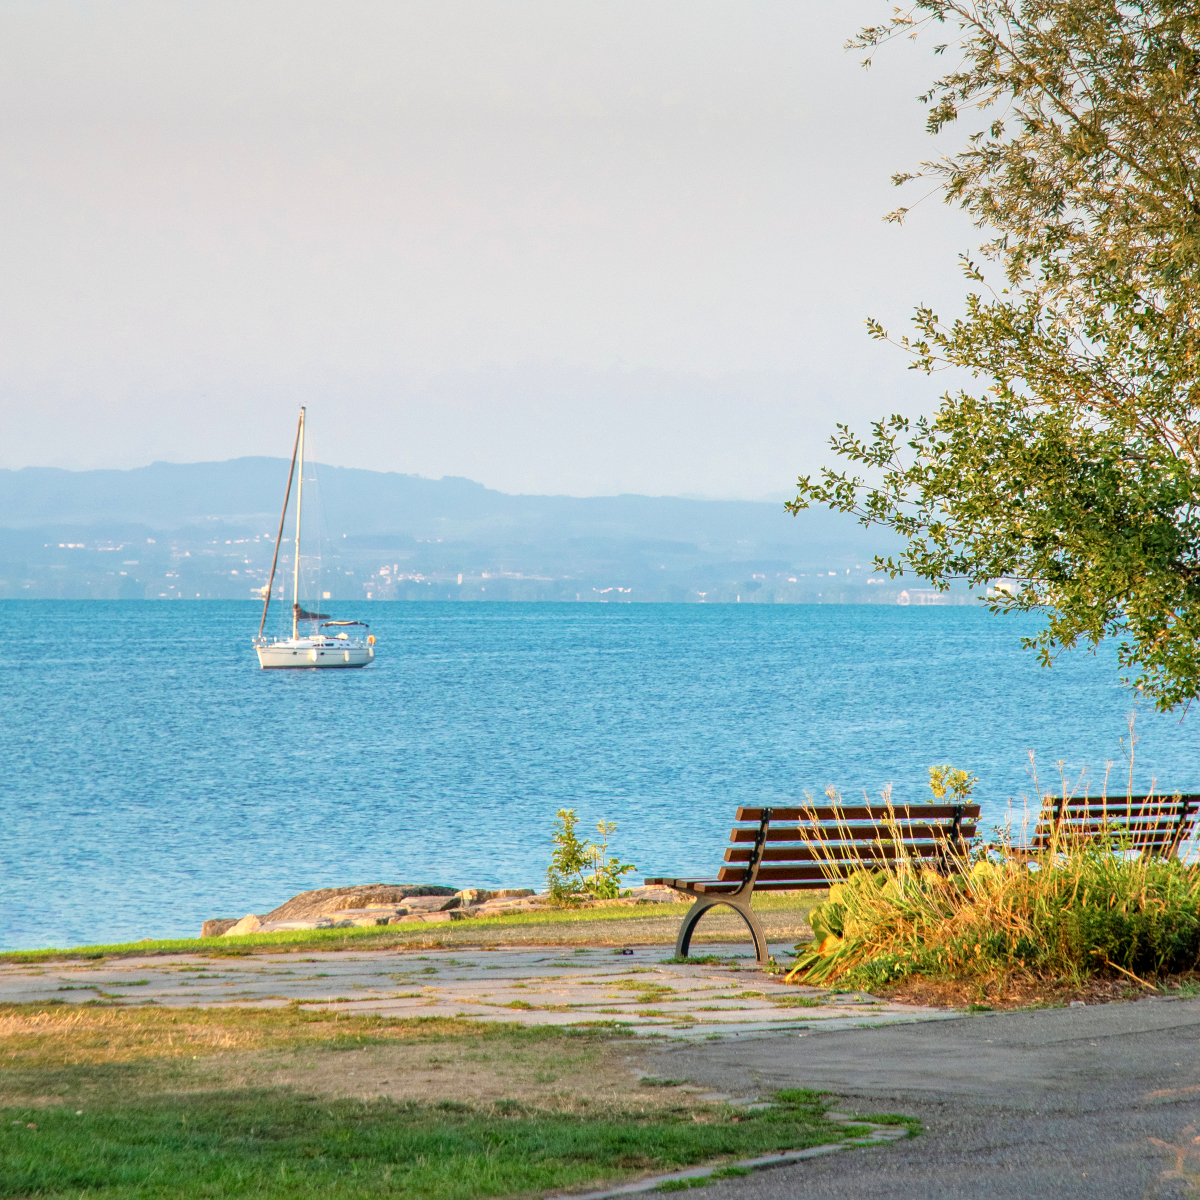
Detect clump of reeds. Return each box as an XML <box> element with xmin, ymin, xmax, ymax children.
<box><xmin>786</xmin><ymin>776</ymin><xmax>1200</xmax><ymax>993</ymax></box>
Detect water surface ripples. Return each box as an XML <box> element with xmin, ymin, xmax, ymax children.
<box><xmin>3</xmin><ymin>600</ymin><xmax>1195</xmax><ymax>949</ymax></box>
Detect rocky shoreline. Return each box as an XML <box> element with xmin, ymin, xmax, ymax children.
<box><xmin>201</xmin><ymin>883</ymin><xmax>679</xmax><ymax>938</ymax></box>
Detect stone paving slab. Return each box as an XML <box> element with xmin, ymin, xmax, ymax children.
<box><xmin>0</xmin><ymin>942</ymin><xmax>963</xmax><ymax>1035</ymax></box>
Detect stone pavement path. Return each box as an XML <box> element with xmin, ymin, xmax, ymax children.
<box><xmin>648</xmin><ymin>996</ymin><xmax>1200</xmax><ymax>1199</ymax></box>
<box><xmin>0</xmin><ymin>943</ymin><xmax>960</xmax><ymax>1036</ymax></box>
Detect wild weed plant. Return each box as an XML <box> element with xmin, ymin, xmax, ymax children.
<box><xmin>546</xmin><ymin>810</ymin><xmax>636</xmax><ymax>905</ymax></box>
<box><xmin>786</xmin><ymin>760</ymin><xmax>1200</xmax><ymax>993</ymax></box>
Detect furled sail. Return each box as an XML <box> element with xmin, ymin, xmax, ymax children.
<box><xmin>293</xmin><ymin>603</ymin><xmax>330</xmax><ymax>621</ymax></box>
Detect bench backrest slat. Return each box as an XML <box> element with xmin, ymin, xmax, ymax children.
<box><xmin>647</xmin><ymin>799</ymin><xmax>981</xmax><ymax>902</ymax></box>
<box><xmin>1040</xmin><ymin>793</ymin><xmax>1200</xmax><ymax>810</ymax></box>
<box><xmin>736</xmin><ymin>804</ymin><xmax>978</xmax><ymax>822</ymax></box>
<box><xmin>1019</xmin><ymin>793</ymin><xmax>1200</xmax><ymax>859</ymax></box>
<box><xmin>729</xmin><ymin>821</ymin><xmax>978</xmax><ymax>844</ymax></box>
<box><xmin>1033</xmin><ymin>819</ymin><xmax>1182</xmax><ymax>835</ymax></box>
<box><xmin>726</xmin><ymin>840</ymin><xmax>974</xmax><ymax>865</ymax></box>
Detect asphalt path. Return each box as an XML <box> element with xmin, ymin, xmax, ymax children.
<box><xmin>648</xmin><ymin>996</ymin><xmax>1200</xmax><ymax>1199</ymax></box>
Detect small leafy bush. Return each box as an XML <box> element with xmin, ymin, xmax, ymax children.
<box><xmin>547</xmin><ymin>810</ymin><xmax>636</xmax><ymax>905</ymax></box>
<box><xmin>927</xmin><ymin>764</ymin><xmax>977</xmax><ymax>803</ymax></box>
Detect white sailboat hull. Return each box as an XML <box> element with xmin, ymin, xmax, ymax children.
<box><xmin>256</xmin><ymin>639</ymin><xmax>374</xmax><ymax>669</ymax></box>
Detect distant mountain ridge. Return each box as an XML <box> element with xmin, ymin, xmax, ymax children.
<box><xmin>0</xmin><ymin>457</ymin><xmax>888</xmax><ymax>553</ymax></box>
<box><xmin>0</xmin><ymin>458</ymin><xmax>919</xmax><ymax>603</ymax></box>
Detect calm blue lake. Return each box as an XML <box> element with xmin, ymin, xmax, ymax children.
<box><xmin>3</xmin><ymin>600</ymin><xmax>1197</xmax><ymax>950</ymax></box>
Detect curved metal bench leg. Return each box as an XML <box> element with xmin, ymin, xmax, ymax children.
<box><xmin>675</xmin><ymin>896</ymin><xmax>719</xmax><ymax>960</ymax></box>
<box><xmin>676</xmin><ymin>895</ymin><xmax>770</xmax><ymax>964</ymax></box>
<box><xmin>727</xmin><ymin>898</ymin><xmax>770</xmax><ymax>964</ymax></box>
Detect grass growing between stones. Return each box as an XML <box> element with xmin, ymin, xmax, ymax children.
<box><xmin>787</xmin><ymin>844</ymin><xmax>1200</xmax><ymax>1001</ymax></box>
<box><xmin>0</xmin><ymin>1004</ymin><xmax>854</xmax><ymax>1200</ymax></box>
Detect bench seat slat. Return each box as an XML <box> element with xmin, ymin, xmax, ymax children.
<box><xmin>720</xmin><ymin>862</ymin><xmax>964</xmax><ymax>883</ymax></box>
<box><xmin>647</xmin><ymin>875</ymin><xmax>841</xmax><ymax>894</ymax></box>
<box><xmin>686</xmin><ymin>879</ymin><xmax>853</xmax><ymax>893</ymax></box>
<box><xmin>718</xmin><ymin>866</ymin><xmax>835</xmax><ymax>883</ymax></box>
<box><xmin>713</xmin><ymin>868</ymin><xmax>871</xmax><ymax>888</ymax></box>
<box><xmin>751</xmin><ymin>880</ymin><xmax>836</xmax><ymax>891</ymax></box>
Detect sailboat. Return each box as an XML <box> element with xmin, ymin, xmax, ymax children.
<box><xmin>254</xmin><ymin>407</ymin><xmax>375</xmax><ymax>669</ymax></box>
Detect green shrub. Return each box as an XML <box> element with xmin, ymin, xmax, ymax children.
<box><xmin>788</xmin><ymin>847</ymin><xmax>1200</xmax><ymax>991</ymax></box>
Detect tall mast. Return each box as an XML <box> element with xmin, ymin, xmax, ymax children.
<box><xmin>257</xmin><ymin>410</ymin><xmax>303</xmax><ymax>640</ymax></box>
<box><xmin>292</xmin><ymin>406</ymin><xmax>306</xmax><ymax>640</ymax></box>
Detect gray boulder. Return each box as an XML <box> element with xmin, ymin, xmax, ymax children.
<box><xmin>258</xmin><ymin>883</ymin><xmax>459</xmax><ymax>924</ymax></box>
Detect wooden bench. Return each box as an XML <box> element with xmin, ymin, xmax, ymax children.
<box><xmin>645</xmin><ymin>801</ymin><xmax>980</xmax><ymax>964</ymax></box>
<box><xmin>1014</xmin><ymin>793</ymin><xmax>1200</xmax><ymax>859</ymax></box>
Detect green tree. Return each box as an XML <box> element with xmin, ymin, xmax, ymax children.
<box><xmin>789</xmin><ymin>1</ymin><xmax>1200</xmax><ymax>709</ymax></box>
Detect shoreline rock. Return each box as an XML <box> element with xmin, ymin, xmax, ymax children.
<box><xmin>201</xmin><ymin>883</ymin><xmax>677</xmax><ymax>937</ymax></box>
<box><xmin>224</xmin><ymin>914</ymin><xmax>262</xmax><ymax>937</ymax></box>
<box><xmin>260</xmin><ymin>883</ymin><xmax>460</xmax><ymax>924</ymax></box>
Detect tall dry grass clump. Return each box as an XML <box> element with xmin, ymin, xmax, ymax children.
<box><xmin>787</xmin><ymin>772</ymin><xmax>1200</xmax><ymax>993</ymax></box>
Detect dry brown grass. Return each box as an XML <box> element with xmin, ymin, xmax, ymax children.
<box><xmin>0</xmin><ymin>1004</ymin><xmax>374</xmax><ymax>1067</ymax></box>
<box><xmin>0</xmin><ymin>1004</ymin><xmax>590</xmax><ymax>1068</ymax></box>
<box><xmin>2</xmin><ymin>1007</ymin><xmax>271</xmax><ymax>1066</ymax></box>
<box><xmin>204</xmin><ymin>1038</ymin><xmax>658</xmax><ymax>1112</ymax></box>
<box><xmin>0</xmin><ymin>1003</ymin><xmax>679</xmax><ymax>1113</ymax></box>
<box><xmin>876</xmin><ymin>973</ymin><xmax>1147</xmax><ymax>1010</ymax></box>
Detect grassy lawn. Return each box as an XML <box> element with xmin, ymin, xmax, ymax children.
<box><xmin>0</xmin><ymin>1003</ymin><xmax>863</xmax><ymax>1200</ymax></box>
<box><xmin>1</xmin><ymin>893</ymin><xmax>821</xmax><ymax>964</ymax></box>
<box><xmin>1</xmin><ymin>1088</ymin><xmax>852</xmax><ymax>1200</ymax></box>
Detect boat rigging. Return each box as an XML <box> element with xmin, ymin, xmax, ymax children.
<box><xmin>253</xmin><ymin>407</ymin><xmax>376</xmax><ymax>669</ymax></box>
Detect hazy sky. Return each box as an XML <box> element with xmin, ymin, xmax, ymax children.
<box><xmin>0</xmin><ymin>0</ymin><xmax>979</xmax><ymax>497</ymax></box>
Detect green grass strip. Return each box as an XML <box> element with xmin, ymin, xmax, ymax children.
<box><xmin>2</xmin><ymin>894</ymin><xmax>814</xmax><ymax>963</ymax></box>
<box><xmin>1</xmin><ymin>1089</ymin><xmax>847</xmax><ymax>1200</ymax></box>
<box><xmin>0</xmin><ymin>906</ymin><xmax>691</xmax><ymax>963</ymax></box>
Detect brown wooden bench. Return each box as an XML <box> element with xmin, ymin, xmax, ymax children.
<box><xmin>1014</xmin><ymin>793</ymin><xmax>1200</xmax><ymax>859</ymax></box>
<box><xmin>645</xmin><ymin>801</ymin><xmax>980</xmax><ymax>964</ymax></box>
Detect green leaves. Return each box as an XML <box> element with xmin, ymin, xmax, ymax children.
<box><xmin>796</xmin><ymin>1</ymin><xmax>1200</xmax><ymax>708</ymax></box>
<box><xmin>928</xmin><ymin>765</ymin><xmax>978</xmax><ymax>802</ymax></box>
<box><xmin>546</xmin><ymin>810</ymin><xmax>636</xmax><ymax>905</ymax></box>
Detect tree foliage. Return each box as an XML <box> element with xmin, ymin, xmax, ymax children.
<box><xmin>789</xmin><ymin>1</ymin><xmax>1200</xmax><ymax>708</ymax></box>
